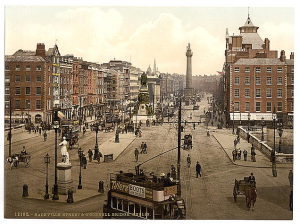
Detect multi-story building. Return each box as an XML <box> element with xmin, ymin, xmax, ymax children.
<box><xmin>222</xmin><ymin>16</ymin><xmax>294</xmax><ymax>126</ymax></box>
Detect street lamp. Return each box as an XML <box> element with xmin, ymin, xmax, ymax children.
<box><xmin>277</xmin><ymin>123</ymin><xmax>283</xmax><ymax>153</ymax></box>
<box><xmin>261</xmin><ymin>117</ymin><xmax>265</xmax><ymax>141</ymax></box>
<box><xmin>272</xmin><ymin>107</ymin><xmax>277</xmax><ymax>177</ymax></box>
<box><xmin>93</xmin><ymin>122</ymin><xmax>100</xmax><ymax>160</ymax></box>
<box><xmin>247</xmin><ymin>112</ymin><xmax>251</xmax><ymax>131</ymax></box>
<box><xmin>78</xmin><ymin>147</ymin><xmax>83</xmax><ymax>189</ymax></box>
<box><xmin>232</xmin><ymin>102</ymin><xmax>235</xmax><ymax>134</ymax></box>
<box><xmin>52</xmin><ymin>108</ymin><xmax>60</xmax><ymax>200</ymax></box>
<box><xmin>44</xmin><ymin>153</ymin><xmax>51</xmax><ymax>199</ymax></box>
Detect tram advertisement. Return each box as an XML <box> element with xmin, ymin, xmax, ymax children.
<box><xmin>111</xmin><ymin>180</ymin><xmax>152</xmax><ymax>199</ymax></box>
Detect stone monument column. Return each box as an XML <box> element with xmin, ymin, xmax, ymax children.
<box><xmin>184</xmin><ymin>43</ymin><xmax>194</xmax><ymax>99</ymax></box>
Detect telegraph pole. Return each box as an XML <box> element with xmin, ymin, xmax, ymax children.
<box><xmin>177</xmin><ymin>98</ymin><xmax>182</xmax><ymax>189</ymax></box>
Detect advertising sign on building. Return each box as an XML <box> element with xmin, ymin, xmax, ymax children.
<box><xmin>230</xmin><ymin>113</ymin><xmax>276</xmax><ymax>121</ymax></box>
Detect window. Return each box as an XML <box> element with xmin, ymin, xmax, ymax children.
<box><xmin>256</xmin><ymin>89</ymin><xmax>261</xmax><ymax>98</ymax></box>
<box><xmin>277</xmin><ymin>67</ymin><xmax>282</xmax><ymax>73</ymax></box>
<box><xmin>245</xmin><ymin>89</ymin><xmax>250</xmax><ymax>98</ymax></box>
<box><xmin>255</xmin><ymin>77</ymin><xmax>261</xmax><ymax>85</ymax></box>
<box><xmin>36</xmin><ymin>87</ymin><xmax>42</xmax><ymax>95</ymax></box>
<box><xmin>15</xmin><ymin>100</ymin><xmax>20</xmax><ymax>109</ymax></box>
<box><xmin>267</xmin><ymin>102</ymin><xmax>272</xmax><ymax>112</ymax></box>
<box><xmin>277</xmin><ymin>102</ymin><xmax>283</xmax><ymax>112</ymax></box>
<box><xmin>266</xmin><ymin>89</ymin><xmax>272</xmax><ymax>98</ymax></box>
<box><xmin>234</xmin><ymin>67</ymin><xmax>239</xmax><ymax>73</ymax></box>
<box><xmin>291</xmin><ymin>89</ymin><xmax>294</xmax><ymax>98</ymax></box>
<box><xmin>256</xmin><ymin>102</ymin><xmax>261</xmax><ymax>112</ymax></box>
<box><xmin>277</xmin><ymin>77</ymin><xmax>282</xmax><ymax>85</ymax></box>
<box><xmin>292</xmin><ymin>68</ymin><xmax>294</xmax><ymax>74</ymax></box>
<box><xmin>267</xmin><ymin>67</ymin><xmax>272</xmax><ymax>73</ymax></box>
<box><xmin>234</xmin><ymin>89</ymin><xmax>239</xmax><ymax>98</ymax></box>
<box><xmin>234</xmin><ymin>102</ymin><xmax>240</xmax><ymax>112</ymax></box>
<box><xmin>245</xmin><ymin>77</ymin><xmax>250</xmax><ymax>85</ymax></box>
<box><xmin>25</xmin><ymin>100</ymin><xmax>30</xmax><ymax>110</ymax></box>
<box><xmin>277</xmin><ymin>89</ymin><xmax>282</xmax><ymax>98</ymax></box>
<box><xmin>5</xmin><ymin>65</ymin><xmax>10</xmax><ymax>71</ymax></box>
<box><xmin>291</xmin><ymin>76</ymin><xmax>294</xmax><ymax>85</ymax></box>
<box><xmin>26</xmin><ymin>75</ymin><xmax>31</xmax><ymax>82</ymax></box>
<box><xmin>15</xmin><ymin>87</ymin><xmax>20</xmax><ymax>95</ymax></box>
<box><xmin>5</xmin><ymin>87</ymin><xmax>10</xmax><ymax>95</ymax></box>
<box><xmin>26</xmin><ymin>65</ymin><xmax>31</xmax><ymax>71</ymax></box>
<box><xmin>245</xmin><ymin>102</ymin><xmax>250</xmax><ymax>112</ymax></box>
<box><xmin>15</xmin><ymin>65</ymin><xmax>21</xmax><ymax>71</ymax></box>
<box><xmin>36</xmin><ymin>75</ymin><xmax>41</xmax><ymax>82</ymax></box>
<box><xmin>234</xmin><ymin>77</ymin><xmax>240</xmax><ymax>85</ymax></box>
<box><xmin>256</xmin><ymin>67</ymin><xmax>261</xmax><ymax>73</ymax></box>
<box><xmin>36</xmin><ymin>65</ymin><xmax>42</xmax><ymax>71</ymax></box>
<box><xmin>25</xmin><ymin>87</ymin><xmax>31</xmax><ymax>95</ymax></box>
<box><xmin>36</xmin><ymin>100</ymin><xmax>41</xmax><ymax>110</ymax></box>
<box><xmin>266</xmin><ymin>77</ymin><xmax>272</xmax><ymax>85</ymax></box>
<box><xmin>15</xmin><ymin>75</ymin><xmax>20</xmax><ymax>82</ymax></box>
<box><xmin>245</xmin><ymin>67</ymin><xmax>250</xmax><ymax>73</ymax></box>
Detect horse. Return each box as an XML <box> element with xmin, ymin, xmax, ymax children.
<box><xmin>6</xmin><ymin>156</ymin><xmax>19</xmax><ymax>170</ymax></box>
<box><xmin>245</xmin><ymin>187</ymin><xmax>257</xmax><ymax>211</ymax></box>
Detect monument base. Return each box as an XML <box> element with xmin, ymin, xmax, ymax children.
<box><xmin>138</xmin><ymin>103</ymin><xmax>147</xmax><ymax>115</ymax></box>
<box><xmin>184</xmin><ymin>87</ymin><xmax>194</xmax><ymax>99</ymax></box>
<box><xmin>57</xmin><ymin>163</ymin><xmax>76</xmax><ymax>195</ymax></box>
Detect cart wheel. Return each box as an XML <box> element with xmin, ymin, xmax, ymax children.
<box><xmin>25</xmin><ymin>160</ymin><xmax>29</xmax><ymax>168</ymax></box>
<box><xmin>14</xmin><ymin>161</ymin><xmax>19</xmax><ymax>167</ymax></box>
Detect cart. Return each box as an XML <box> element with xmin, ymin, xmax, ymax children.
<box><xmin>13</xmin><ymin>153</ymin><xmax>31</xmax><ymax>168</ymax></box>
<box><xmin>233</xmin><ymin>177</ymin><xmax>256</xmax><ymax>202</ymax></box>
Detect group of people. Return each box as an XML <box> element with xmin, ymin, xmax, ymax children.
<box><xmin>78</xmin><ymin>148</ymin><xmax>103</xmax><ymax>169</ymax></box>
<box><xmin>232</xmin><ymin>144</ymin><xmax>256</xmax><ymax>162</ymax></box>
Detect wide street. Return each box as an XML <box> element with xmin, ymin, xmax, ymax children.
<box><xmin>4</xmin><ymin>93</ymin><xmax>293</xmax><ymax>220</ymax></box>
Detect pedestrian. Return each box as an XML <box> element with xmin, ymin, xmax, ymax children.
<box><xmin>251</xmin><ymin>150</ymin><xmax>256</xmax><ymax>162</ymax></box>
<box><xmin>82</xmin><ymin>154</ymin><xmax>87</xmax><ymax>169</ymax></box>
<box><xmin>143</xmin><ymin>142</ymin><xmax>148</xmax><ymax>154</ymax></box>
<box><xmin>243</xmin><ymin>149</ymin><xmax>248</xmax><ymax>161</ymax></box>
<box><xmin>96</xmin><ymin>152</ymin><xmax>101</xmax><ymax>164</ymax></box>
<box><xmin>139</xmin><ymin>129</ymin><xmax>142</xmax><ymax>137</ymax></box>
<box><xmin>196</xmin><ymin>161</ymin><xmax>201</xmax><ymax>178</ymax></box>
<box><xmin>232</xmin><ymin>149</ymin><xmax>237</xmax><ymax>162</ymax></box>
<box><xmin>43</xmin><ymin>131</ymin><xmax>47</xmax><ymax>141</ymax></box>
<box><xmin>288</xmin><ymin>170</ymin><xmax>293</xmax><ymax>187</ymax></box>
<box><xmin>140</xmin><ymin>142</ymin><xmax>144</xmax><ymax>154</ymax></box>
<box><xmin>134</xmin><ymin>147</ymin><xmax>139</xmax><ymax>162</ymax></box>
<box><xmin>237</xmin><ymin>148</ymin><xmax>242</xmax><ymax>160</ymax></box>
<box><xmin>193</xmin><ymin>123</ymin><xmax>195</xmax><ymax>130</ymax></box>
<box><xmin>187</xmin><ymin>154</ymin><xmax>191</xmax><ymax>168</ymax></box>
<box><xmin>171</xmin><ymin>165</ymin><xmax>176</xmax><ymax>180</ymax></box>
<box><xmin>88</xmin><ymin>148</ymin><xmax>93</xmax><ymax>162</ymax></box>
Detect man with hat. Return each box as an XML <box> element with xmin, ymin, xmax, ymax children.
<box><xmin>196</xmin><ymin>161</ymin><xmax>201</xmax><ymax>178</ymax></box>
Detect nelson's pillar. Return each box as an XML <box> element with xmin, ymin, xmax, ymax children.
<box><xmin>184</xmin><ymin>43</ymin><xmax>194</xmax><ymax>99</ymax></box>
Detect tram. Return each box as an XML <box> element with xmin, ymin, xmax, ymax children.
<box><xmin>103</xmin><ymin>171</ymin><xmax>186</xmax><ymax>219</ymax></box>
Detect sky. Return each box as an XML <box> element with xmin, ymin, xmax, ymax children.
<box><xmin>3</xmin><ymin>1</ymin><xmax>296</xmax><ymax>76</ymax></box>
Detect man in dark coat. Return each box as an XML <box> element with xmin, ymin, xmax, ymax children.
<box><xmin>196</xmin><ymin>161</ymin><xmax>201</xmax><ymax>178</ymax></box>
<box><xmin>82</xmin><ymin>154</ymin><xmax>87</xmax><ymax>169</ymax></box>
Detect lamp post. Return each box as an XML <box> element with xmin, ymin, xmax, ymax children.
<box><xmin>78</xmin><ymin>147</ymin><xmax>83</xmax><ymax>189</ymax></box>
<box><xmin>232</xmin><ymin>102</ymin><xmax>235</xmax><ymax>134</ymax></box>
<box><xmin>52</xmin><ymin>108</ymin><xmax>60</xmax><ymax>200</ymax></box>
<box><xmin>278</xmin><ymin>123</ymin><xmax>283</xmax><ymax>153</ymax></box>
<box><xmin>247</xmin><ymin>112</ymin><xmax>251</xmax><ymax>131</ymax></box>
<box><xmin>93</xmin><ymin>122</ymin><xmax>100</xmax><ymax>160</ymax></box>
<box><xmin>272</xmin><ymin>107</ymin><xmax>277</xmax><ymax>177</ymax></box>
<box><xmin>261</xmin><ymin>117</ymin><xmax>265</xmax><ymax>141</ymax></box>
<box><xmin>44</xmin><ymin>153</ymin><xmax>50</xmax><ymax>199</ymax></box>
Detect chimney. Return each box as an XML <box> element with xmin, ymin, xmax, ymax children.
<box><xmin>36</xmin><ymin>43</ymin><xmax>46</xmax><ymax>59</ymax></box>
<box><xmin>264</xmin><ymin>38</ymin><xmax>270</xmax><ymax>51</ymax></box>
<box><xmin>290</xmin><ymin>52</ymin><xmax>294</xmax><ymax>59</ymax></box>
<box><xmin>280</xmin><ymin>50</ymin><xmax>286</xmax><ymax>62</ymax></box>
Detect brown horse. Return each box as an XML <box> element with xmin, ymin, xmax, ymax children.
<box><xmin>245</xmin><ymin>187</ymin><xmax>257</xmax><ymax>211</ymax></box>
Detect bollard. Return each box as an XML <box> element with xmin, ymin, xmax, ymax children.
<box><xmin>67</xmin><ymin>189</ymin><xmax>74</xmax><ymax>203</ymax></box>
<box><xmin>98</xmin><ymin>181</ymin><xmax>104</xmax><ymax>193</ymax></box>
<box><xmin>115</xmin><ymin>133</ymin><xmax>119</xmax><ymax>143</ymax></box>
<box><xmin>22</xmin><ymin>184</ymin><xmax>29</xmax><ymax>197</ymax></box>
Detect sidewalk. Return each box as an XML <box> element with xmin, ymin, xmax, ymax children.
<box><xmin>211</xmin><ymin>127</ymin><xmax>272</xmax><ymax>168</ymax></box>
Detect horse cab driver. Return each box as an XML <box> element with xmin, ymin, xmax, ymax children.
<box><xmin>249</xmin><ymin>172</ymin><xmax>255</xmax><ymax>184</ymax></box>
<box><xmin>21</xmin><ymin>146</ymin><xmax>27</xmax><ymax>155</ymax></box>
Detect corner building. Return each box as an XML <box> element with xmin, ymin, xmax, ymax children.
<box><xmin>223</xmin><ymin>16</ymin><xmax>294</xmax><ymax>127</ymax></box>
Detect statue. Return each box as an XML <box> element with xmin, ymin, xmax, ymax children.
<box><xmin>141</xmin><ymin>72</ymin><xmax>147</xmax><ymax>87</ymax></box>
<box><xmin>59</xmin><ymin>136</ymin><xmax>70</xmax><ymax>164</ymax></box>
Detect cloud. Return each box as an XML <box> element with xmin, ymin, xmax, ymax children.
<box><xmin>259</xmin><ymin>22</ymin><xmax>294</xmax><ymax>54</ymax></box>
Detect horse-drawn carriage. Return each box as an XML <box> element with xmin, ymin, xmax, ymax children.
<box><xmin>103</xmin><ymin>125</ymin><xmax>115</xmax><ymax>132</ymax></box>
<box><xmin>7</xmin><ymin>153</ymin><xmax>31</xmax><ymax>170</ymax></box>
<box><xmin>233</xmin><ymin>177</ymin><xmax>257</xmax><ymax>210</ymax></box>
<box><xmin>183</xmin><ymin>134</ymin><xmax>193</xmax><ymax>150</ymax></box>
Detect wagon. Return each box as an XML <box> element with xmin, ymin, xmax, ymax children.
<box><xmin>13</xmin><ymin>153</ymin><xmax>31</xmax><ymax>168</ymax></box>
<box><xmin>233</xmin><ymin>176</ymin><xmax>256</xmax><ymax>202</ymax></box>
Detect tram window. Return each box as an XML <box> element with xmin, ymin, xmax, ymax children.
<box><xmin>135</xmin><ymin>204</ymin><xmax>141</xmax><ymax>216</ymax></box>
<box><xmin>129</xmin><ymin>202</ymin><xmax>135</xmax><ymax>214</ymax></box>
<box><xmin>147</xmin><ymin>207</ymin><xmax>153</xmax><ymax>219</ymax></box>
<box><xmin>123</xmin><ymin>200</ymin><xmax>128</xmax><ymax>212</ymax></box>
<box><xmin>154</xmin><ymin>205</ymin><xmax>163</xmax><ymax>219</ymax></box>
<box><xmin>112</xmin><ymin>197</ymin><xmax>117</xmax><ymax>209</ymax></box>
<box><xmin>117</xmin><ymin>199</ymin><xmax>123</xmax><ymax>210</ymax></box>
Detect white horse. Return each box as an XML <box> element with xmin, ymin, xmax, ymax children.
<box><xmin>6</xmin><ymin>156</ymin><xmax>18</xmax><ymax>170</ymax></box>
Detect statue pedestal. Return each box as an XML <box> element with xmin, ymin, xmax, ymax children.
<box><xmin>57</xmin><ymin>163</ymin><xmax>75</xmax><ymax>195</ymax></box>
<box><xmin>138</xmin><ymin>104</ymin><xmax>147</xmax><ymax>115</ymax></box>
